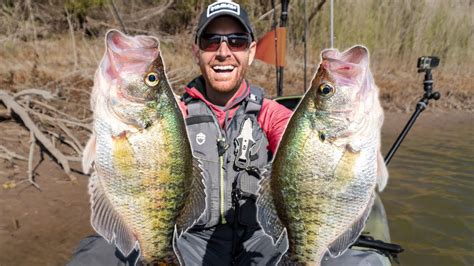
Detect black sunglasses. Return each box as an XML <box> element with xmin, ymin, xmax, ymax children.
<box><xmin>199</xmin><ymin>33</ymin><xmax>251</xmax><ymax>52</ymax></box>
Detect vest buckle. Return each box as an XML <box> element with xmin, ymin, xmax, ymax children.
<box><xmin>234</xmin><ymin>117</ymin><xmax>255</xmax><ymax>169</ymax></box>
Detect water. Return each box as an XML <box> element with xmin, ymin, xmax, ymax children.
<box><xmin>380</xmin><ymin>113</ymin><xmax>474</xmax><ymax>265</ymax></box>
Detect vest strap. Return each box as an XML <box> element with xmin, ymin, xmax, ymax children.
<box><xmin>245</xmin><ymin>85</ymin><xmax>264</xmax><ymax>114</ymax></box>
<box><xmin>186</xmin><ymin>115</ymin><xmax>214</xmax><ymax>125</ymax></box>
<box><xmin>233</xmin><ymin>188</ymin><xmax>258</xmax><ymax>201</ymax></box>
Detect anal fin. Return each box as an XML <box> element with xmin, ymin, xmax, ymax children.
<box><xmin>327</xmin><ymin>192</ymin><xmax>376</xmax><ymax>257</ymax></box>
<box><xmin>376</xmin><ymin>151</ymin><xmax>389</xmax><ymax>192</ymax></box>
<box><xmin>256</xmin><ymin>165</ymin><xmax>285</xmax><ymax>245</ymax></box>
<box><xmin>175</xmin><ymin>157</ymin><xmax>207</xmax><ymax>237</ymax></box>
<box><xmin>88</xmin><ymin>172</ymin><xmax>138</xmax><ymax>257</ymax></box>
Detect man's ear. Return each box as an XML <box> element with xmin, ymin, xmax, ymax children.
<box><xmin>248</xmin><ymin>41</ymin><xmax>256</xmax><ymax>66</ymax></box>
<box><xmin>192</xmin><ymin>43</ymin><xmax>200</xmax><ymax>64</ymax></box>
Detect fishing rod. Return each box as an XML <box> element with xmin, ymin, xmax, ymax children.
<box><xmin>303</xmin><ymin>0</ymin><xmax>307</xmax><ymax>93</ymax></box>
<box><xmin>276</xmin><ymin>0</ymin><xmax>290</xmax><ymax>97</ymax></box>
<box><xmin>384</xmin><ymin>56</ymin><xmax>441</xmax><ymax>165</ymax></box>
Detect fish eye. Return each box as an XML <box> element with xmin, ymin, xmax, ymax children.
<box><xmin>318</xmin><ymin>83</ymin><xmax>335</xmax><ymax>97</ymax></box>
<box><xmin>145</xmin><ymin>72</ymin><xmax>159</xmax><ymax>87</ymax></box>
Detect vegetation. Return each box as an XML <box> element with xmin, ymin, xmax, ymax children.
<box><xmin>0</xmin><ymin>0</ymin><xmax>472</xmax><ymax>111</ymax></box>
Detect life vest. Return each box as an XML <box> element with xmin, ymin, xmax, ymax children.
<box><xmin>182</xmin><ymin>85</ymin><xmax>269</xmax><ymax>228</ymax></box>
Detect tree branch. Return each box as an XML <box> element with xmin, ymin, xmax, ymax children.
<box><xmin>0</xmin><ymin>91</ymin><xmax>77</xmax><ymax>182</ymax></box>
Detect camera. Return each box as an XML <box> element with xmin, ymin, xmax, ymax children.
<box><xmin>417</xmin><ymin>56</ymin><xmax>440</xmax><ymax>72</ymax></box>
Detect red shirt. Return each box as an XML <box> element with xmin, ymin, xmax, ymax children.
<box><xmin>179</xmin><ymin>78</ymin><xmax>293</xmax><ymax>154</ymax></box>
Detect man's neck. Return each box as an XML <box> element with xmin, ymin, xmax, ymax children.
<box><xmin>205</xmin><ymin>88</ymin><xmax>237</xmax><ymax>106</ymax></box>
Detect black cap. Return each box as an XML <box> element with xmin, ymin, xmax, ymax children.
<box><xmin>195</xmin><ymin>1</ymin><xmax>254</xmax><ymax>43</ymax></box>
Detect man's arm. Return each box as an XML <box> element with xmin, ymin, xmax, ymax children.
<box><xmin>258</xmin><ymin>99</ymin><xmax>293</xmax><ymax>154</ymax></box>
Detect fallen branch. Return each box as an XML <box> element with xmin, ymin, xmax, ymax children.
<box><xmin>0</xmin><ymin>91</ymin><xmax>77</xmax><ymax>182</ymax></box>
<box><xmin>13</xmin><ymin>89</ymin><xmax>55</xmax><ymax>100</ymax></box>
<box><xmin>24</xmin><ymin>108</ymin><xmax>93</xmax><ymax>131</ymax></box>
<box><xmin>27</xmin><ymin>131</ymin><xmax>41</xmax><ymax>190</ymax></box>
<box><xmin>29</xmin><ymin>99</ymin><xmax>92</xmax><ymax>123</ymax></box>
<box><xmin>57</xmin><ymin>122</ymin><xmax>84</xmax><ymax>153</ymax></box>
<box><xmin>0</xmin><ymin>145</ymin><xmax>27</xmax><ymax>161</ymax></box>
<box><xmin>46</xmin><ymin>129</ymin><xmax>83</xmax><ymax>155</ymax></box>
<box><xmin>0</xmin><ymin>109</ymin><xmax>11</xmax><ymax>119</ymax></box>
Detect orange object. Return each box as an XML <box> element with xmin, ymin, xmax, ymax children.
<box><xmin>255</xmin><ymin>27</ymin><xmax>287</xmax><ymax>67</ymax></box>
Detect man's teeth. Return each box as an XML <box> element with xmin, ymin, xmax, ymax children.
<box><xmin>213</xmin><ymin>65</ymin><xmax>235</xmax><ymax>71</ymax></box>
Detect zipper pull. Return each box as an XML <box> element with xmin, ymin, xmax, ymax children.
<box><xmin>217</xmin><ymin>138</ymin><xmax>228</xmax><ymax>156</ymax></box>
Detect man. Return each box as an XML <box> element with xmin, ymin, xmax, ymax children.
<box><xmin>68</xmin><ymin>1</ymin><xmax>292</xmax><ymax>265</ymax></box>
<box><xmin>174</xmin><ymin>0</ymin><xmax>292</xmax><ymax>265</ymax></box>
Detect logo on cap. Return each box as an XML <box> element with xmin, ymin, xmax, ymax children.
<box><xmin>207</xmin><ymin>1</ymin><xmax>240</xmax><ymax>18</ymax></box>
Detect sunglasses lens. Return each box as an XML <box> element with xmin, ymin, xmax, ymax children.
<box><xmin>199</xmin><ymin>34</ymin><xmax>250</xmax><ymax>52</ymax></box>
<box><xmin>199</xmin><ymin>35</ymin><xmax>222</xmax><ymax>51</ymax></box>
<box><xmin>227</xmin><ymin>35</ymin><xmax>250</xmax><ymax>51</ymax></box>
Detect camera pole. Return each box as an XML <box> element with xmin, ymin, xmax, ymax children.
<box><xmin>384</xmin><ymin>67</ymin><xmax>441</xmax><ymax>165</ymax></box>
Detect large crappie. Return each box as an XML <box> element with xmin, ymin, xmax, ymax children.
<box><xmin>257</xmin><ymin>45</ymin><xmax>388</xmax><ymax>265</ymax></box>
<box><xmin>82</xmin><ymin>29</ymin><xmax>205</xmax><ymax>264</ymax></box>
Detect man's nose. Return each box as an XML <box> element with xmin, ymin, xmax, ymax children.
<box><xmin>216</xmin><ymin>41</ymin><xmax>232</xmax><ymax>59</ymax></box>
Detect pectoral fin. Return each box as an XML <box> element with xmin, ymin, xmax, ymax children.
<box><xmin>82</xmin><ymin>133</ymin><xmax>96</xmax><ymax>174</ymax></box>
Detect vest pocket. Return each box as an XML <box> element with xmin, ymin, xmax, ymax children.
<box><xmin>187</xmin><ymin>124</ymin><xmax>218</xmax><ymax>162</ymax></box>
<box><xmin>236</xmin><ymin>171</ymin><xmax>260</xmax><ymax>227</ymax></box>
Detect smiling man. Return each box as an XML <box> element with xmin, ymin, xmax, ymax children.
<box><xmin>68</xmin><ymin>1</ymin><xmax>292</xmax><ymax>265</ymax></box>
<box><xmin>175</xmin><ymin>1</ymin><xmax>292</xmax><ymax>265</ymax></box>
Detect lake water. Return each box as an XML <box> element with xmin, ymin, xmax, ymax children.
<box><xmin>380</xmin><ymin>112</ymin><xmax>473</xmax><ymax>266</ymax></box>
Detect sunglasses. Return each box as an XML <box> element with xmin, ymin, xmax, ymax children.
<box><xmin>199</xmin><ymin>33</ymin><xmax>251</xmax><ymax>52</ymax></box>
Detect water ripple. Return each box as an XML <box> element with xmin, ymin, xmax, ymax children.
<box><xmin>381</xmin><ymin>116</ymin><xmax>474</xmax><ymax>265</ymax></box>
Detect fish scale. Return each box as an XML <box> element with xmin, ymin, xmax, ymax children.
<box><xmin>257</xmin><ymin>45</ymin><xmax>387</xmax><ymax>265</ymax></box>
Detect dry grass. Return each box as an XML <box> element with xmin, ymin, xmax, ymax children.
<box><xmin>0</xmin><ymin>0</ymin><xmax>472</xmax><ymax>113</ymax></box>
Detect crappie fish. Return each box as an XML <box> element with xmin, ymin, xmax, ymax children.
<box><xmin>82</xmin><ymin>29</ymin><xmax>205</xmax><ymax>264</ymax></box>
<box><xmin>257</xmin><ymin>45</ymin><xmax>388</xmax><ymax>265</ymax></box>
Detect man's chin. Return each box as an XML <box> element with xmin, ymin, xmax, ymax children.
<box><xmin>209</xmin><ymin>81</ymin><xmax>239</xmax><ymax>93</ymax></box>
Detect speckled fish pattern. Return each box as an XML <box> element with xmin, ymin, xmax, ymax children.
<box><xmin>83</xmin><ymin>30</ymin><xmax>205</xmax><ymax>265</ymax></box>
<box><xmin>257</xmin><ymin>46</ymin><xmax>388</xmax><ymax>265</ymax></box>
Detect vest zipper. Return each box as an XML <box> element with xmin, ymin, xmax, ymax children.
<box><xmin>212</xmin><ymin>114</ymin><xmax>227</xmax><ymax>225</ymax></box>
<box><xmin>219</xmin><ymin>147</ymin><xmax>227</xmax><ymax>224</ymax></box>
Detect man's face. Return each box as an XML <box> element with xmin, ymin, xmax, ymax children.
<box><xmin>192</xmin><ymin>16</ymin><xmax>256</xmax><ymax>95</ymax></box>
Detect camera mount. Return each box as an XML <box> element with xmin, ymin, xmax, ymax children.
<box><xmin>384</xmin><ymin>56</ymin><xmax>442</xmax><ymax>165</ymax></box>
